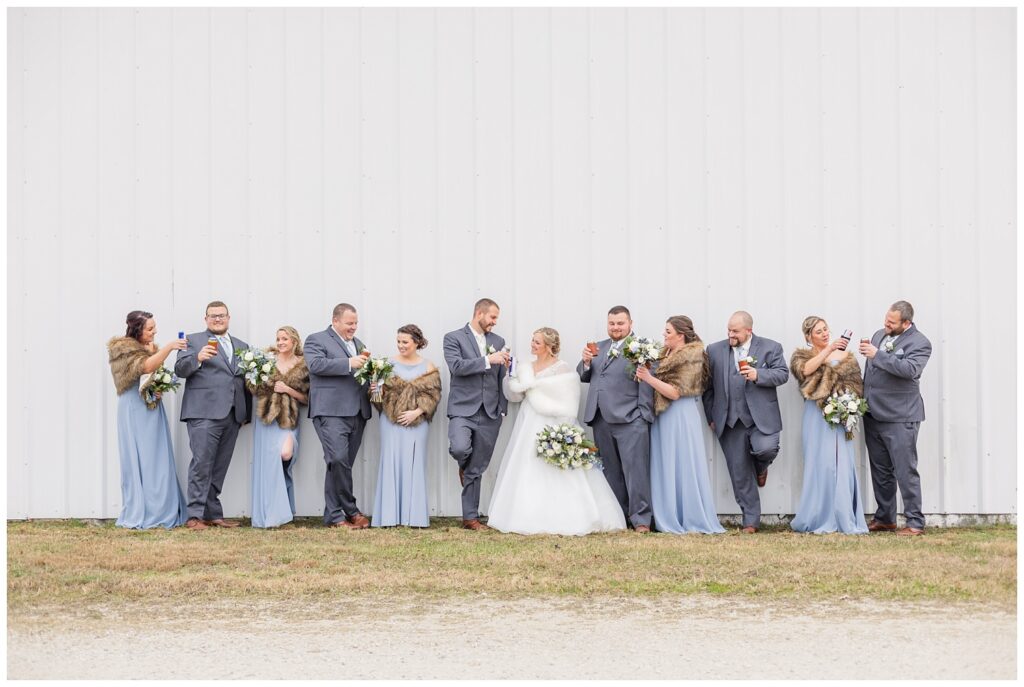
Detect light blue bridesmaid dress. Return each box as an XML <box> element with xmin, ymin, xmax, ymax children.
<box><xmin>115</xmin><ymin>381</ymin><xmax>187</xmax><ymax>529</ymax></box>
<box><xmin>251</xmin><ymin>417</ymin><xmax>300</xmax><ymax>528</ymax></box>
<box><xmin>650</xmin><ymin>395</ymin><xmax>725</xmax><ymax>534</ymax></box>
<box><xmin>790</xmin><ymin>360</ymin><xmax>869</xmax><ymax>534</ymax></box>
<box><xmin>372</xmin><ymin>360</ymin><xmax>431</xmax><ymax>527</ymax></box>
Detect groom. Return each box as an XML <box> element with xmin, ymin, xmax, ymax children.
<box><xmin>443</xmin><ymin>298</ymin><xmax>510</xmax><ymax>531</ymax></box>
<box><xmin>577</xmin><ymin>305</ymin><xmax>654</xmax><ymax>532</ymax></box>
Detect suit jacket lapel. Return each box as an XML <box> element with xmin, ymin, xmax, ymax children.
<box><xmin>327</xmin><ymin>326</ymin><xmax>352</xmax><ymax>359</ymax></box>
<box><xmin>748</xmin><ymin>335</ymin><xmax>761</xmax><ymax>369</ymax></box>
<box><xmin>464</xmin><ymin>325</ymin><xmax>482</xmax><ymax>358</ymax></box>
<box><xmin>600</xmin><ymin>339</ymin><xmax>615</xmax><ymax>371</ymax></box>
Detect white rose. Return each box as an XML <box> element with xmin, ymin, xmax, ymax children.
<box><xmin>823</xmin><ymin>404</ymin><xmax>834</xmax><ymax>415</ymax></box>
<box><xmin>161</xmin><ymin>373</ymin><xmax>171</xmax><ymax>383</ymax></box>
<box><xmin>847</xmin><ymin>401</ymin><xmax>858</xmax><ymax>412</ymax></box>
<box><xmin>262</xmin><ymin>363</ymin><xmax>272</xmax><ymax>373</ymax></box>
<box><xmin>243</xmin><ymin>351</ymin><xmax>254</xmax><ymax>361</ymax></box>
<box><xmin>545</xmin><ymin>449</ymin><xmax>555</xmax><ymax>457</ymax></box>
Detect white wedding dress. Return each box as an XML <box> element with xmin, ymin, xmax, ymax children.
<box><xmin>486</xmin><ymin>359</ymin><xmax>627</xmax><ymax>535</ymax></box>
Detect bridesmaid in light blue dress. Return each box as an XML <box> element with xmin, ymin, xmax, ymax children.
<box><xmin>789</xmin><ymin>316</ymin><xmax>869</xmax><ymax>535</ymax></box>
<box><xmin>637</xmin><ymin>316</ymin><xmax>725</xmax><ymax>534</ymax></box>
<box><xmin>250</xmin><ymin>326</ymin><xmax>309</xmax><ymax>528</ymax></box>
<box><xmin>107</xmin><ymin>311</ymin><xmax>188</xmax><ymax>529</ymax></box>
<box><xmin>371</xmin><ymin>325</ymin><xmax>442</xmax><ymax>528</ymax></box>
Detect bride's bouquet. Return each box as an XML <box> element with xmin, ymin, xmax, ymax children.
<box><xmin>140</xmin><ymin>366</ymin><xmax>182</xmax><ymax>410</ymax></box>
<box><xmin>822</xmin><ymin>389</ymin><xmax>869</xmax><ymax>440</ymax></box>
<box><xmin>536</xmin><ymin>423</ymin><xmax>602</xmax><ymax>470</ymax></box>
<box><xmin>354</xmin><ymin>356</ymin><xmax>395</xmax><ymax>403</ymax></box>
<box><xmin>616</xmin><ymin>335</ymin><xmax>663</xmax><ymax>378</ymax></box>
<box><xmin>236</xmin><ymin>347</ymin><xmax>278</xmax><ymax>392</ymax></box>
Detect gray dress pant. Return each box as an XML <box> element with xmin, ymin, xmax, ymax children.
<box><xmin>448</xmin><ymin>408</ymin><xmax>502</xmax><ymax>521</ymax></box>
<box><xmin>863</xmin><ymin>414</ymin><xmax>924</xmax><ymax>530</ymax></box>
<box><xmin>591</xmin><ymin>410</ymin><xmax>652</xmax><ymax>528</ymax></box>
<box><xmin>718</xmin><ymin>422</ymin><xmax>781</xmax><ymax>528</ymax></box>
<box><xmin>313</xmin><ymin>415</ymin><xmax>367</xmax><ymax>525</ymax></box>
<box><xmin>185</xmin><ymin>416</ymin><xmax>242</xmax><ymax>521</ymax></box>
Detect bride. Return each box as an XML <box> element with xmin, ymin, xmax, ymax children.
<box><xmin>486</xmin><ymin>327</ymin><xmax>626</xmax><ymax>535</ymax></box>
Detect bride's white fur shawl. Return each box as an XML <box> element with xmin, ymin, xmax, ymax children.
<box><xmin>508</xmin><ymin>363</ymin><xmax>580</xmax><ymax>418</ymax></box>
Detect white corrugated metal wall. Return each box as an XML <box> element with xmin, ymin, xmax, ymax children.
<box><xmin>7</xmin><ymin>7</ymin><xmax>1016</xmax><ymax>520</ymax></box>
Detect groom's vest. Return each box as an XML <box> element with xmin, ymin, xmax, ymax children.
<box><xmin>726</xmin><ymin>363</ymin><xmax>754</xmax><ymax>428</ymax></box>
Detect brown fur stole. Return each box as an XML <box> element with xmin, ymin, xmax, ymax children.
<box><xmin>789</xmin><ymin>349</ymin><xmax>863</xmax><ymax>404</ymax></box>
<box><xmin>653</xmin><ymin>341</ymin><xmax>710</xmax><ymax>416</ymax></box>
<box><xmin>107</xmin><ymin>336</ymin><xmax>151</xmax><ymax>395</ymax></box>
<box><xmin>252</xmin><ymin>357</ymin><xmax>310</xmax><ymax>429</ymax></box>
<box><xmin>375</xmin><ymin>368</ymin><xmax>442</xmax><ymax>427</ymax></box>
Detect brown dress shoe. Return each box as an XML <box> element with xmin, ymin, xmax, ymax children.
<box><xmin>462</xmin><ymin>519</ymin><xmax>491</xmax><ymax>531</ymax></box>
<box><xmin>204</xmin><ymin>519</ymin><xmax>241</xmax><ymax>528</ymax></box>
<box><xmin>867</xmin><ymin>519</ymin><xmax>898</xmax><ymax>532</ymax></box>
<box><xmin>185</xmin><ymin>517</ymin><xmax>208</xmax><ymax>530</ymax></box>
<box><xmin>347</xmin><ymin>513</ymin><xmax>371</xmax><ymax>529</ymax></box>
<box><xmin>756</xmin><ymin>469</ymin><xmax>768</xmax><ymax>488</ymax></box>
<box><xmin>634</xmin><ymin>525</ymin><xmax>651</xmax><ymax>533</ymax></box>
<box><xmin>896</xmin><ymin>527</ymin><xmax>924</xmax><ymax>537</ymax></box>
<box><xmin>328</xmin><ymin>519</ymin><xmax>358</xmax><ymax>529</ymax></box>
<box><xmin>740</xmin><ymin>526</ymin><xmax>758</xmax><ymax>534</ymax></box>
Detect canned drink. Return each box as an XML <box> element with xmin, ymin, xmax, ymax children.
<box><xmin>178</xmin><ymin>331</ymin><xmax>185</xmax><ymax>341</ymax></box>
<box><xmin>508</xmin><ymin>354</ymin><xmax>516</xmax><ymax>376</ymax></box>
<box><xmin>840</xmin><ymin>329</ymin><xmax>853</xmax><ymax>342</ymax></box>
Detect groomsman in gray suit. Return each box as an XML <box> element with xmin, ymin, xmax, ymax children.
<box><xmin>175</xmin><ymin>300</ymin><xmax>252</xmax><ymax>530</ymax></box>
<box><xmin>577</xmin><ymin>305</ymin><xmax>654</xmax><ymax>532</ymax></box>
<box><xmin>443</xmin><ymin>298</ymin><xmax>509</xmax><ymax>531</ymax></box>
<box><xmin>305</xmin><ymin>303</ymin><xmax>373</xmax><ymax>529</ymax></box>
<box><xmin>859</xmin><ymin>300</ymin><xmax>932</xmax><ymax>536</ymax></box>
<box><xmin>702</xmin><ymin>311</ymin><xmax>789</xmax><ymax>533</ymax></box>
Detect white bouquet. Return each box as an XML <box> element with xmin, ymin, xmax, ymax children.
<box><xmin>140</xmin><ymin>366</ymin><xmax>181</xmax><ymax>410</ymax></box>
<box><xmin>354</xmin><ymin>356</ymin><xmax>395</xmax><ymax>403</ymax></box>
<box><xmin>822</xmin><ymin>389</ymin><xmax>869</xmax><ymax>440</ymax></box>
<box><xmin>236</xmin><ymin>347</ymin><xmax>278</xmax><ymax>392</ymax></box>
<box><xmin>620</xmin><ymin>335</ymin><xmax>664</xmax><ymax>379</ymax></box>
<box><xmin>535</xmin><ymin>423</ymin><xmax>602</xmax><ymax>470</ymax></box>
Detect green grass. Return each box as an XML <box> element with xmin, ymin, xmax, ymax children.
<box><xmin>7</xmin><ymin>519</ymin><xmax>1016</xmax><ymax>610</ymax></box>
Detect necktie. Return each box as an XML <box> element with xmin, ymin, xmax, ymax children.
<box><xmin>218</xmin><ymin>335</ymin><xmax>232</xmax><ymax>360</ymax></box>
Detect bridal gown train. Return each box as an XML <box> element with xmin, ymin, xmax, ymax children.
<box><xmin>486</xmin><ymin>359</ymin><xmax>626</xmax><ymax>536</ymax></box>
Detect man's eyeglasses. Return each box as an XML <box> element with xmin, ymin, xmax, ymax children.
<box><xmin>206</xmin><ymin>314</ymin><xmax>229</xmax><ymax>321</ymax></box>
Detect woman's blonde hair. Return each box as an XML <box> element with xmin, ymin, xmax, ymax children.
<box><xmin>276</xmin><ymin>326</ymin><xmax>303</xmax><ymax>356</ymax></box>
<box><xmin>800</xmin><ymin>316</ymin><xmax>826</xmax><ymax>344</ymax></box>
<box><xmin>534</xmin><ymin>327</ymin><xmax>561</xmax><ymax>356</ymax></box>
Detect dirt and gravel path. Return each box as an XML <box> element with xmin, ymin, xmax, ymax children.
<box><xmin>8</xmin><ymin>596</ymin><xmax>1015</xmax><ymax>679</ymax></box>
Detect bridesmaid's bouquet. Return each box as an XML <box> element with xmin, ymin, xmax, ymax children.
<box><xmin>140</xmin><ymin>366</ymin><xmax>182</xmax><ymax>410</ymax></box>
<box><xmin>536</xmin><ymin>423</ymin><xmax>602</xmax><ymax>470</ymax></box>
<box><xmin>354</xmin><ymin>356</ymin><xmax>395</xmax><ymax>403</ymax></box>
<box><xmin>619</xmin><ymin>335</ymin><xmax>664</xmax><ymax>379</ymax></box>
<box><xmin>822</xmin><ymin>389</ymin><xmax>869</xmax><ymax>440</ymax></box>
<box><xmin>236</xmin><ymin>348</ymin><xmax>278</xmax><ymax>391</ymax></box>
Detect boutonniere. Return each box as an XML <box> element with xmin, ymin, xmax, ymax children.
<box><xmin>486</xmin><ymin>345</ymin><xmax>496</xmax><ymax>355</ymax></box>
<box><xmin>744</xmin><ymin>355</ymin><xmax>758</xmax><ymax>366</ymax></box>
<box><xmin>883</xmin><ymin>340</ymin><xmax>895</xmax><ymax>353</ymax></box>
<box><xmin>608</xmin><ymin>347</ymin><xmax>621</xmax><ymax>359</ymax></box>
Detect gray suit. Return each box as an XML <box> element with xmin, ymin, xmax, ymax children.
<box><xmin>702</xmin><ymin>334</ymin><xmax>789</xmax><ymax>528</ymax></box>
<box><xmin>577</xmin><ymin>337</ymin><xmax>654</xmax><ymax>528</ymax></box>
<box><xmin>175</xmin><ymin>330</ymin><xmax>252</xmax><ymax>521</ymax></box>
<box><xmin>863</xmin><ymin>324</ymin><xmax>931</xmax><ymax>530</ymax></box>
<box><xmin>305</xmin><ymin>326</ymin><xmax>373</xmax><ymax>525</ymax></box>
<box><xmin>443</xmin><ymin>324</ymin><xmax>507</xmax><ymax>521</ymax></box>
